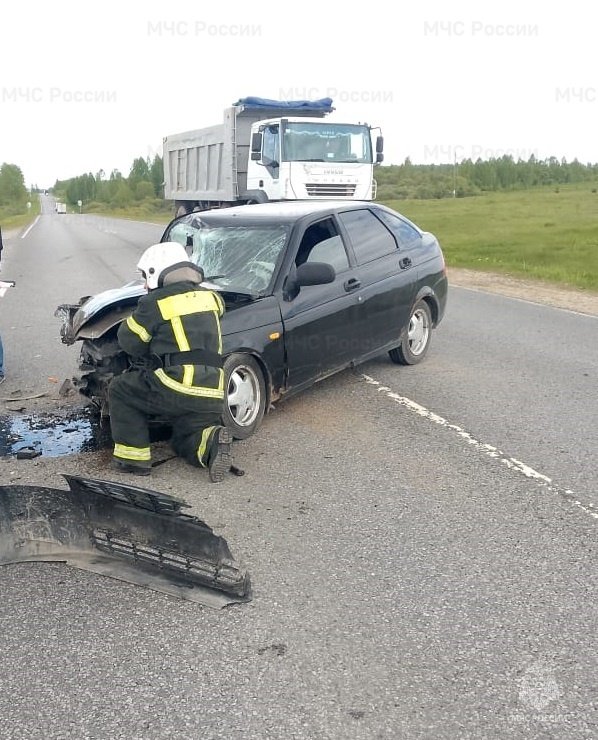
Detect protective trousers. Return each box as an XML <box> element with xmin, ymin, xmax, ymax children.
<box><xmin>109</xmin><ymin>370</ymin><xmax>223</xmax><ymax>471</ymax></box>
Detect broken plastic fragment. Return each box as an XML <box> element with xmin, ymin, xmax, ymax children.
<box><xmin>16</xmin><ymin>445</ymin><xmax>42</xmax><ymax>460</ymax></box>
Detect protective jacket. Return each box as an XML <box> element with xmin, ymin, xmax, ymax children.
<box><xmin>109</xmin><ymin>268</ymin><xmax>227</xmax><ymax>471</ymax></box>
<box><xmin>118</xmin><ymin>280</ymin><xmax>225</xmax><ymax>401</ymax></box>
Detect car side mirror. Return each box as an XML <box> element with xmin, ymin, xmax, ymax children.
<box><xmin>296</xmin><ymin>262</ymin><xmax>336</xmax><ymax>286</ymax></box>
<box><xmin>283</xmin><ymin>262</ymin><xmax>336</xmax><ymax>301</ymax></box>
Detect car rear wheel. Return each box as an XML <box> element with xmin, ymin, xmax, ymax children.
<box><xmin>222</xmin><ymin>353</ymin><xmax>266</xmax><ymax>439</ymax></box>
<box><xmin>389</xmin><ymin>299</ymin><xmax>433</xmax><ymax>365</ymax></box>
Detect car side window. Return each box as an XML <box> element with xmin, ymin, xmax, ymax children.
<box><xmin>295</xmin><ymin>218</ymin><xmax>349</xmax><ymax>273</ymax></box>
<box><xmin>373</xmin><ymin>209</ymin><xmax>421</xmax><ymax>248</ymax></box>
<box><xmin>338</xmin><ymin>209</ymin><xmax>397</xmax><ymax>264</ymax></box>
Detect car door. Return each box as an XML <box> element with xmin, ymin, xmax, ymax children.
<box><xmin>279</xmin><ymin>216</ymin><xmax>363</xmax><ymax>392</ymax></box>
<box><xmin>336</xmin><ymin>207</ymin><xmax>419</xmax><ymax>356</ymax></box>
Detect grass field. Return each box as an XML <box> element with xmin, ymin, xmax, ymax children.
<box><xmin>0</xmin><ymin>197</ymin><xmax>41</xmax><ymax>230</ymax></box>
<box><xmin>383</xmin><ymin>183</ymin><xmax>598</xmax><ymax>291</ymax></box>
<box><xmin>80</xmin><ymin>199</ymin><xmax>173</xmax><ymax>223</ymax></box>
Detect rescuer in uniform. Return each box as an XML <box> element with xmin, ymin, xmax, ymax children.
<box><xmin>108</xmin><ymin>242</ymin><xmax>232</xmax><ymax>481</ymax></box>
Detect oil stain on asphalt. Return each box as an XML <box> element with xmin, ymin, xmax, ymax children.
<box><xmin>0</xmin><ymin>409</ymin><xmax>112</xmax><ymax>458</ymax></box>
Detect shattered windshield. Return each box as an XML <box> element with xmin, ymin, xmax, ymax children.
<box><xmin>166</xmin><ymin>219</ymin><xmax>289</xmax><ymax>293</ymax></box>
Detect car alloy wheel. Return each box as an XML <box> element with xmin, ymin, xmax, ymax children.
<box><xmin>223</xmin><ymin>353</ymin><xmax>266</xmax><ymax>439</ymax></box>
<box><xmin>388</xmin><ymin>299</ymin><xmax>433</xmax><ymax>366</ymax></box>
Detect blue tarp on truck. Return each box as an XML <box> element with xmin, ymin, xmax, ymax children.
<box><xmin>233</xmin><ymin>96</ymin><xmax>334</xmax><ymax>113</ymax></box>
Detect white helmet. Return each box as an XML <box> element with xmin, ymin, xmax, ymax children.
<box><xmin>137</xmin><ymin>242</ymin><xmax>192</xmax><ymax>290</ymax></box>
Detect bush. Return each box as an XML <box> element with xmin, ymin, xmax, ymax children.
<box><xmin>110</xmin><ymin>182</ymin><xmax>133</xmax><ymax>208</ymax></box>
<box><xmin>135</xmin><ymin>181</ymin><xmax>155</xmax><ymax>200</ymax></box>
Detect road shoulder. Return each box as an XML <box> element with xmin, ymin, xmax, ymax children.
<box><xmin>448</xmin><ymin>268</ymin><xmax>598</xmax><ymax>317</ymax></box>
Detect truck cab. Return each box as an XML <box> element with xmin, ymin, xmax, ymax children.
<box><xmin>247</xmin><ymin>117</ymin><xmax>381</xmax><ymax>202</ymax></box>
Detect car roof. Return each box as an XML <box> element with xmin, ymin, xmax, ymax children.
<box><xmin>189</xmin><ymin>200</ymin><xmax>389</xmax><ymax>224</ymax></box>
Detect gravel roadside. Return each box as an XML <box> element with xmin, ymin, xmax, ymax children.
<box><xmin>448</xmin><ymin>267</ymin><xmax>598</xmax><ymax>317</ymax></box>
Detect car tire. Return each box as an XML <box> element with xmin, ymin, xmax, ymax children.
<box><xmin>389</xmin><ymin>299</ymin><xmax>433</xmax><ymax>365</ymax></box>
<box><xmin>222</xmin><ymin>353</ymin><xmax>267</xmax><ymax>439</ymax></box>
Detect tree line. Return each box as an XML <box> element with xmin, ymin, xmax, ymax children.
<box><xmin>53</xmin><ymin>154</ymin><xmax>164</xmax><ymax>209</ymax></box>
<box><xmin>4</xmin><ymin>153</ymin><xmax>598</xmax><ymax>216</ymax></box>
<box><xmin>0</xmin><ymin>163</ymin><xmax>30</xmax><ymax>215</ymax></box>
<box><xmin>376</xmin><ymin>155</ymin><xmax>598</xmax><ymax>200</ymax></box>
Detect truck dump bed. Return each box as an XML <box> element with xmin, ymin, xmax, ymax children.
<box><xmin>163</xmin><ymin>98</ymin><xmax>333</xmax><ymax>203</ymax></box>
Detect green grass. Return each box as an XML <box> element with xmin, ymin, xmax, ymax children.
<box><xmin>381</xmin><ymin>183</ymin><xmax>598</xmax><ymax>292</ymax></box>
<box><xmin>0</xmin><ymin>195</ymin><xmax>41</xmax><ymax>230</ymax></box>
<box><xmin>71</xmin><ymin>198</ymin><xmax>174</xmax><ymax>225</ymax></box>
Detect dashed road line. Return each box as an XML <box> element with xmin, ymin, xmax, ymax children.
<box><xmin>361</xmin><ymin>373</ymin><xmax>598</xmax><ymax>521</ymax></box>
<box><xmin>20</xmin><ymin>216</ymin><xmax>40</xmax><ymax>239</ymax></box>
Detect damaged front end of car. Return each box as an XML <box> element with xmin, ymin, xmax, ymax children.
<box><xmin>55</xmin><ymin>282</ymin><xmax>146</xmax><ymax>415</ymax></box>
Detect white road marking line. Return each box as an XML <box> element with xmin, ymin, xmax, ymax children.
<box><xmin>20</xmin><ymin>216</ymin><xmax>40</xmax><ymax>239</ymax></box>
<box><xmin>361</xmin><ymin>374</ymin><xmax>598</xmax><ymax>521</ymax></box>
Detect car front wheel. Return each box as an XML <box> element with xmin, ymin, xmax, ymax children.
<box><xmin>389</xmin><ymin>299</ymin><xmax>433</xmax><ymax>365</ymax></box>
<box><xmin>222</xmin><ymin>353</ymin><xmax>267</xmax><ymax>439</ymax></box>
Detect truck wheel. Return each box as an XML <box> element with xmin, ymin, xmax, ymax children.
<box><xmin>389</xmin><ymin>300</ymin><xmax>433</xmax><ymax>365</ymax></box>
<box><xmin>175</xmin><ymin>202</ymin><xmax>194</xmax><ymax>218</ymax></box>
<box><xmin>222</xmin><ymin>354</ymin><xmax>266</xmax><ymax>439</ymax></box>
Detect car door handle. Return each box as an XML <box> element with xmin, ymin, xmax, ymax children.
<box><xmin>344</xmin><ymin>277</ymin><xmax>361</xmax><ymax>292</ymax></box>
<box><xmin>399</xmin><ymin>257</ymin><xmax>412</xmax><ymax>269</ymax></box>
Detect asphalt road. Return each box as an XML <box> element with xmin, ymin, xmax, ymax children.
<box><xmin>0</xmin><ymin>201</ymin><xmax>596</xmax><ymax>739</ymax></box>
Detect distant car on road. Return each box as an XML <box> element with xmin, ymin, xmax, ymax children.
<box><xmin>57</xmin><ymin>201</ymin><xmax>448</xmax><ymax>439</ymax></box>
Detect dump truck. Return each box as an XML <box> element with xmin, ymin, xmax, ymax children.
<box><xmin>163</xmin><ymin>96</ymin><xmax>384</xmax><ymax>216</ymax></box>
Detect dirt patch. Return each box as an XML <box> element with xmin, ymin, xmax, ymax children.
<box><xmin>448</xmin><ymin>268</ymin><xmax>598</xmax><ymax>317</ymax></box>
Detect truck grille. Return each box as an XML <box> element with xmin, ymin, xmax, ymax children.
<box><xmin>305</xmin><ymin>183</ymin><xmax>357</xmax><ymax>197</ymax></box>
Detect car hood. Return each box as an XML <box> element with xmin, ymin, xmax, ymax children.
<box><xmin>71</xmin><ymin>281</ymin><xmax>147</xmax><ymax>336</ymax></box>
<box><xmin>60</xmin><ymin>280</ymin><xmax>276</xmax><ymax>344</ymax></box>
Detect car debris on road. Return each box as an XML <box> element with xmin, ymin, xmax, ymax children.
<box><xmin>0</xmin><ymin>474</ymin><xmax>251</xmax><ymax>608</ymax></box>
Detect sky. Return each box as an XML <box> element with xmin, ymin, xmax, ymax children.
<box><xmin>1</xmin><ymin>0</ymin><xmax>596</xmax><ymax>188</ymax></box>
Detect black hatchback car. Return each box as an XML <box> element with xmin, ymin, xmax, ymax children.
<box><xmin>57</xmin><ymin>201</ymin><xmax>448</xmax><ymax>439</ymax></box>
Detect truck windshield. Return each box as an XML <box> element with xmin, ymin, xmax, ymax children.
<box><xmin>166</xmin><ymin>220</ymin><xmax>289</xmax><ymax>293</ymax></box>
<box><xmin>282</xmin><ymin>122</ymin><xmax>372</xmax><ymax>164</ymax></box>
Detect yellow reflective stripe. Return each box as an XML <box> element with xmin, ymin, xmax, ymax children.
<box><xmin>157</xmin><ymin>291</ymin><xmax>222</xmax><ymax>321</ymax></box>
<box><xmin>170</xmin><ymin>315</ymin><xmax>190</xmax><ymax>351</ymax></box>
<box><xmin>214</xmin><ymin>292</ymin><xmax>225</xmax><ymax>317</ymax></box>
<box><xmin>196</xmin><ymin>425</ymin><xmax>218</xmax><ymax>467</ymax></box>
<box><xmin>216</xmin><ymin>314</ymin><xmax>222</xmax><ymax>353</ymax></box>
<box><xmin>126</xmin><ymin>316</ymin><xmax>152</xmax><ymax>343</ymax></box>
<box><xmin>154</xmin><ymin>368</ymin><xmax>224</xmax><ymax>398</ymax></box>
<box><xmin>113</xmin><ymin>443</ymin><xmax>151</xmax><ymax>461</ymax></box>
<box><xmin>167</xmin><ymin>315</ymin><xmax>195</xmax><ymax>385</ymax></box>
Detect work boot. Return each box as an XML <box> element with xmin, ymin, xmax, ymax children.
<box><xmin>111</xmin><ymin>459</ymin><xmax>151</xmax><ymax>476</ymax></box>
<box><xmin>207</xmin><ymin>426</ymin><xmax>232</xmax><ymax>483</ymax></box>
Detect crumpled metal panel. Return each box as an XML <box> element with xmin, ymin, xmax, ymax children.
<box><xmin>0</xmin><ymin>474</ymin><xmax>251</xmax><ymax>608</ymax></box>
